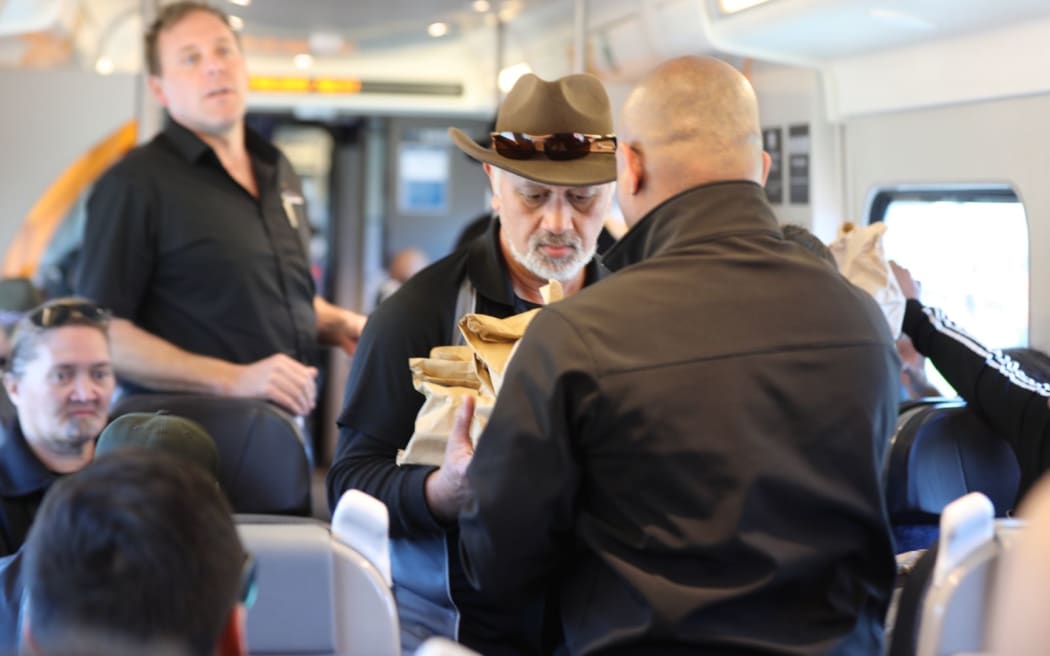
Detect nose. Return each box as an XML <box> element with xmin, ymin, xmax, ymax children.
<box><xmin>542</xmin><ymin>196</ymin><xmax>572</xmax><ymax>235</ymax></box>
<box><xmin>203</xmin><ymin>51</ymin><xmax>227</xmax><ymax>76</ymax></box>
<box><xmin>70</xmin><ymin>372</ymin><xmax>99</xmax><ymax>402</ymax></box>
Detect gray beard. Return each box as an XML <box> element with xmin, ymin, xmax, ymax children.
<box><xmin>508</xmin><ymin>231</ymin><xmax>595</xmax><ymax>282</ymax></box>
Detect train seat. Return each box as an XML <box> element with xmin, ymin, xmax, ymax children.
<box><xmin>110</xmin><ymin>393</ymin><xmax>311</xmax><ymax>515</ymax></box>
<box><xmin>237</xmin><ymin>505</ymin><xmax>399</xmax><ymax>655</ymax></box>
<box><xmin>884</xmin><ymin>401</ymin><xmax>1019</xmax><ymax>552</ymax></box>
<box><xmin>414</xmin><ymin>637</ymin><xmax>481</xmax><ymax>655</ymax></box>
<box><xmin>887</xmin><ymin>492</ymin><xmax>1025</xmax><ymax>656</ymax></box>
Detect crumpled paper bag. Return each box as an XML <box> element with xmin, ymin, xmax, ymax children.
<box><xmin>397</xmin><ymin>345</ymin><xmax>494</xmax><ymax>466</ymax></box>
<box><xmin>397</xmin><ymin>281</ymin><xmax>563</xmax><ymax>466</ymax></box>
<box><xmin>829</xmin><ymin>222</ymin><xmax>905</xmax><ymax>339</ymax></box>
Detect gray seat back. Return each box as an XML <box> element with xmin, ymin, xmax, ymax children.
<box><xmin>915</xmin><ymin>493</ymin><xmax>1025</xmax><ymax>656</ymax></box>
<box><xmin>237</xmin><ymin>515</ymin><xmax>399</xmax><ymax>656</ymax></box>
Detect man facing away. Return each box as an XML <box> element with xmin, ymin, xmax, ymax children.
<box><xmin>0</xmin><ymin>298</ymin><xmax>114</xmax><ymax>557</ymax></box>
<box><xmin>326</xmin><ymin>72</ymin><xmax>617</xmax><ymax>653</ymax></box>
<box><xmin>76</xmin><ymin>1</ymin><xmax>365</xmax><ymax>417</ymax></box>
<box><xmin>20</xmin><ymin>449</ymin><xmax>249</xmax><ymax>656</ymax></box>
<box><xmin>456</xmin><ymin>56</ymin><xmax>900</xmax><ymax>654</ymax></box>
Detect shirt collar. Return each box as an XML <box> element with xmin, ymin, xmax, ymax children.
<box><xmin>0</xmin><ymin>418</ymin><xmax>57</xmax><ymax>497</ymax></box>
<box><xmin>601</xmin><ymin>180</ymin><xmax>780</xmax><ymax>272</ymax></box>
<box><xmin>159</xmin><ymin>116</ymin><xmax>281</xmax><ymax>166</ymax></box>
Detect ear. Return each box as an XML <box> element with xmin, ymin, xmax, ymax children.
<box><xmin>21</xmin><ymin>615</ymin><xmax>39</xmax><ymax>655</ymax></box>
<box><xmin>759</xmin><ymin>150</ymin><xmax>772</xmax><ymax>186</ymax></box>
<box><xmin>147</xmin><ymin>75</ymin><xmax>168</xmax><ymax>108</ymax></box>
<box><xmin>3</xmin><ymin>372</ymin><xmax>19</xmax><ymax>408</ymax></box>
<box><xmin>482</xmin><ymin>163</ymin><xmax>501</xmax><ymax>213</ymax></box>
<box><xmin>215</xmin><ymin>604</ymin><xmax>247</xmax><ymax>656</ymax></box>
<box><xmin>616</xmin><ymin>142</ymin><xmax>643</xmax><ymax>196</ymax></box>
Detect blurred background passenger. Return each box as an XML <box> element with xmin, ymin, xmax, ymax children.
<box><xmin>21</xmin><ymin>450</ymin><xmax>248</xmax><ymax>656</ymax></box>
<box><xmin>374</xmin><ymin>247</ymin><xmax>430</xmax><ymax>306</ymax></box>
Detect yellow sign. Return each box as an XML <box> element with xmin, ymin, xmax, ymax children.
<box><xmin>249</xmin><ymin>76</ymin><xmax>363</xmax><ymax>94</ymax></box>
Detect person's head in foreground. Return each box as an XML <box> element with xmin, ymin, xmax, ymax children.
<box><xmin>21</xmin><ymin>450</ymin><xmax>250</xmax><ymax>656</ymax></box>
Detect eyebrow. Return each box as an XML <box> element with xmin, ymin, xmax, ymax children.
<box><xmin>49</xmin><ymin>362</ymin><xmax>112</xmax><ymax>370</ymax></box>
<box><xmin>175</xmin><ymin>37</ymin><xmax>234</xmax><ymax>54</ymax></box>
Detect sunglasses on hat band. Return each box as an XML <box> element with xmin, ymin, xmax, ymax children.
<box><xmin>29</xmin><ymin>301</ymin><xmax>110</xmax><ymax>329</ymax></box>
<box><xmin>491</xmin><ymin>132</ymin><xmax>617</xmax><ymax>161</ymax></box>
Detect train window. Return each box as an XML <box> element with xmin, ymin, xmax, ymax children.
<box><xmin>869</xmin><ymin>187</ymin><xmax>1029</xmax><ymax>395</ymax></box>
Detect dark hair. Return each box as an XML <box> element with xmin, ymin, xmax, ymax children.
<box><xmin>144</xmin><ymin>1</ymin><xmax>238</xmax><ymax>76</ymax></box>
<box><xmin>781</xmin><ymin>224</ymin><xmax>837</xmax><ymax>269</ymax></box>
<box><xmin>6</xmin><ymin>298</ymin><xmax>110</xmax><ymax>378</ymax></box>
<box><xmin>23</xmin><ymin>450</ymin><xmax>244</xmax><ymax>656</ymax></box>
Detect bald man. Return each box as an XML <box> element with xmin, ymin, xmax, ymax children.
<box><xmin>456</xmin><ymin>57</ymin><xmax>899</xmax><ymax>654</ymax></box>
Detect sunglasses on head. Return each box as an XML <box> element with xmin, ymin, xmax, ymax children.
<box><xmin>491</xmin><ymin>131</ymin><xmax>617</xmax><ymax>161</ymax></box>
<box><xmin>29</xmin><ymin>301</ymin><xmax>110</xmax><ymax>329</ymax></box>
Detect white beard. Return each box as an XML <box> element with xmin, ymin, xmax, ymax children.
<box><xmin>508</xmin><ymin>229</ymin><xmax>596</xmax><ymax>282</ymax></box>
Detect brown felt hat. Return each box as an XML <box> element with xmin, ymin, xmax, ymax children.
<box><xmin>449</xmin><ymin>73</ymin><xmax>616</xmax><ymax>186</ymax></box>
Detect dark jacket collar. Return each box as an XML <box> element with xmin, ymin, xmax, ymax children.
<box><xmin>0</xmin><ymin>418</ymin><xmax>56</xmax><ymax>497</ymax></box>
<box><xmin>158</xmin><ymin>116</ymin><xmax>280</xmax><ymax>166</ymax></box>
<box><xmin>602</xmin><ymin>181</ymin><xmax>781</xmax><ymax>272</ymax></box>
<box><xmin>466</xmin><ymin>216</ymin><xmax>607</xmax><ymax>305</ymax></box>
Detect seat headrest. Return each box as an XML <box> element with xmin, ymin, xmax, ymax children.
<box><xmin>886</xmin><ymin>402</ymin><xmax>1020</xmax><ymax>520</ymax></box>
<box><xmin>237</xmin><ymin>520</ymin><xmax>337</xmax><ymax>653</ymax></box>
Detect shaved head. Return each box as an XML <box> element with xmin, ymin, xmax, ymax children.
<box><xmin>616</xmin><ymin>56</ymin><xmax>769</xmax><ymax>225</ymax></box>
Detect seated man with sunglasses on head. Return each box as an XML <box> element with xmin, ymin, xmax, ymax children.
<box><xmin>326</xmin><ymin>73</ymin><xmax>617</xmax><ymax>654</ymax></box>
<box><xmin>20</xmin><ymin>449</ymin><xmax>251</xmax><ymax>656</ymax></box>
<box><xmin>0</xmin><ymin>298</ymin><xmax>114</xmax><ymax>557</ymax></box>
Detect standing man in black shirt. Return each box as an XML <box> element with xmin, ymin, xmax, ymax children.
<box><xmin>77</xmin><ymin>2</ymin><xmax>364</xmax><ymax>417</ymax></box>
<box><xmin>0</xmin><ymin>299</ymin><xmax>114</xmax><ymax>556</ymax></box>
<box><xmin>327</xmin><ymin>73</ymin><xmax>617</xmax><ymax>653</ymax></box>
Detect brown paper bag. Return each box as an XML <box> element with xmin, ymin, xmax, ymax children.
<box><xmin>398</xmin><ymin>280</ymin><xmax>563</xmax><ymax>467</ymax></box>
<box><xmin>397</xmin><ymin>346</ymin><xmax>494</xmax><ymax>466</ymax></box>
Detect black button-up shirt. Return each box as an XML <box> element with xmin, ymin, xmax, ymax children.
<box><xmin>77</xmin><ymin>118</ymin><xmax>317</xmax><ymax>368</ymax></box>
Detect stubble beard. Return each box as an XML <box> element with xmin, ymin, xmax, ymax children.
<box><xmin>45</xmin><ymin>414</ymin><xmax>102</xmax><ymax>457</ymax></box>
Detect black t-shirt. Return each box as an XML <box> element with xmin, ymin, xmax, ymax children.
<box><xmin>77</xmin><ymin>119</ymin><xmax>317</xmax><ymax>367</ymax></box>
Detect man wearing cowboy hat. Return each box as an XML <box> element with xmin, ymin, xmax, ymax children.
<box><xmin>326</xmin><ymin>72</ymin><xmax>617</xmax><ymax>653</ymax></box>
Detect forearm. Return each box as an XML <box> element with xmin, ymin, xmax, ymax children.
<box><xmin>326</xmin><ymin>427</ymin><xmax>444</xmax><ymax>538</ymax></box>
<box><xmin>108</xmin><ymin>318</ymin><xmax>240</xmax><ymax>394</ymax></box>
<box><xmin>904</xmin><ymin>300</ymin><xmax>1050</xmax><ymax>488</ymax></box>
<box><xmin>903</xmin><ymin>299</ymin><xmax>990</xmax><ymax>401</ymax></box>
<box><xmin>314</xmin><ymin>295</ymin><xmax>365</xmax><ymax>347</ymax></box>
